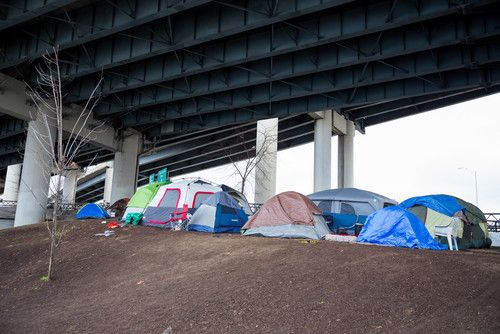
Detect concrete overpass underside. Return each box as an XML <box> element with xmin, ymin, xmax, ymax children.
<box><xmin>1</xmin><ymin>0</ymin><xmax>500</xmax><ymax>204</ymax></box>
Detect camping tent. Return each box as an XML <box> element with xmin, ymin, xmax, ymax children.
<box><xmin>142</xmin><ymin>178</ymin><xmax>221</xmax><ymax>228</ymax></box>
<box><xmin>121</xmin><ymin>182</ymin><xmax>165</xmax><ymax>221</ymax></box>
<box><xmin>187</xmin><ymin>192</ymin><xmax>248</xmax><ymax>233</ymax></box>
<box><xmin>356</xmin><ymin>206</ymin><xmax>448</xmax><ymax>250</ymax></box>
<box><xmin>399</xmin><ymin>194</ymin><xmax>491</xmax><ymax>249</ymax></box>
<box><xmin>75</xmin><ymin>203</ymin><xmax>109</xmax><ymax>219</ymax></box>
<box><xmin>242</xmin><ymin>191</ymin><xmax>331</xmax><ymax>239</ymax></box>
<box><xmin>308</xmin><ymin>188</ymin><xmax>397</xmax><ymax>234</ymax></box>
<box><xmin>142</xmin><ymin>178</ymin><xmax>251</xmax><ymax>228</ymax></box>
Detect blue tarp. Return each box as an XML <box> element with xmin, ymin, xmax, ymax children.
<box><xmin>356</xmin><ymin>206</ymin><xmax>447</xmax><ymax>250</ymax></box>
<box><xmin>399</xmin><ymin>194</ymin><xmax>464</xmax><ymax>217</ymax></box>
<box><xmin>75</xmin><ymin>203</ymin><xmax>110</xmax><ymax>219</ymax></box>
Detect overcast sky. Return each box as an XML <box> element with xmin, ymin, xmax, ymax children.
<box><xmin>180</xmin><ymin>93</ymin><xmax>500</xmax><ymax>212</ymax></box>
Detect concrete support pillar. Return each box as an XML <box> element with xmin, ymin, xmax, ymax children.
<box><xmin>254</xmin><ymin>118</ymin><xmax>278</xmax><ymax>203</ymax></box>
<box><xmin>313</xmin><ymin>111</ymin><xmax>332</xmax><ymax>192</ymax></box>
<box><xmin>62</xmin><ymin>169</ymin><xmax>80</xmax><ymax>204</ymax></box>
<box><xmin>103</xmin><ymin>163</ymin><xmax>114</xmax><ymax>204</ymax></box>
<box><xmin>338</xmin><ymin>120</ymin><xmax>355</xmax><ymax>188</ymax></box>
<box><xmin>110</xmin><ymin>134</ymin><xmax>140</xmax><ymax>203</ymax></box>
<box><xmin>14</xmin><ymin>117</ymin><xmax>55</xmax><ymax>226</ymax></box>
<box><xmin>3</xmin><ymin>163</ymin><xmax>22</xmax><ymax>202</ymax></box>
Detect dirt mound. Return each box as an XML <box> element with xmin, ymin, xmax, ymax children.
<box><xmin>1</xmin><ymin>220</ymin><xmax>499</xmax><ymax>333</ymax></box>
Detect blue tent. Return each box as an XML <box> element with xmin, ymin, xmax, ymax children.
<box><xmin>356</xmin><ymin>206</ymin><xmax>447</xmax><ymax>250</ymax></box>
<box><xmin>399</xmin><ymin>194</ymin><xmax>464</xmax><ymax>216</ymax></box>
<box><xmin>75</xmin><ymin>203</ymin><xmax>110</xmax><ymax>219</ymax></box>
<box><xmin>187</xmin><ymin>192</ymin><xmax>248</xmax><ymax>233</ymax></box>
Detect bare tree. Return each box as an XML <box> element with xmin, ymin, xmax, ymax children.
<box><xmin>224</xmin><ymin>124</ymin><xmax>277</xmax><ymax>199</ymax></box>
<box><xmin>25</xmin><ymin>47</ymin><xmax>104</xmax><ymax>280</ymax></box>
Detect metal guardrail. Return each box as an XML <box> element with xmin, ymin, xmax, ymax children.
<box><xmin>485</xmin><ymin>213</ymin><xmax>500</xmax><ymax>232</ymax></box>
<box><xmin>1</xmin><ymin>201</ymin><xmax>82</xmax><ymax>211</ymax></box>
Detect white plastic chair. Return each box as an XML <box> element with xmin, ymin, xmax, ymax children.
<box><xmin>434</xmin><ymin>217</ymin><xmax>461</xmax><ymax>251</ymax></box>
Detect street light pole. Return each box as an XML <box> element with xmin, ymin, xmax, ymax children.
<box><xmin>458</xmin><ymin>167</ymin><xmax>479</xmax><ymax>207</ymax></box>
<box><xmin>473</xmin><ymin>170</ymin><xmax>479</xmax><ymax>207</ymax></box>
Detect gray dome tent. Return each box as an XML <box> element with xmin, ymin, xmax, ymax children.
<box><xmin>308</xmin><ymin>188</ymin><xmax>397</xmax><ymax>234</ymax></box>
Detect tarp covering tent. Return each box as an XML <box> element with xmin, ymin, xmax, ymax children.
<box><xmin>242</xmin><ymin>191</ymin><xmax>331</xmax><ymax>240</ymax></box>
<box><xmin>400</xmin><ymin>194</ymin><xmax>491</xmax><ymax>249</ymax></box>
<box><xmin>399</xmin><ymin>194</ymin><xmax>464</xmax><ymax>217</ymax></box>
<box><xmin>121</xmin><ymin>182</ymin><xmax>165</xmax><ymax>221</ymax></box>
<box><xmin>356</xmin><ymin>206</ymin><xmax>448</xmax><ymax>250</ymax></box>
<box><xmin>308</xmin><ymin>188</ymin><xmax>397</xmax><ymax>234</ymax></box>
<box><xmin>75</xmin><ymin>203</ymin><xmax>110</xmax><ymax>219</ymax></box>
<box><xmin>187</xmin><ymin>192</ymin><xmax>248</xmax><ymax>233</ymax></box>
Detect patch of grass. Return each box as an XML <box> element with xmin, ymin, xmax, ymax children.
<box><xmin>39</xmin><ymin>276</ymin><xmax>49</xmax><ymax>282</ymax></box>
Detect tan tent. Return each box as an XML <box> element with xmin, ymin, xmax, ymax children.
<box><xmin>242</xmin><ymin>191</ymin><xmax>331</xmax><ymax>239</ymax></box>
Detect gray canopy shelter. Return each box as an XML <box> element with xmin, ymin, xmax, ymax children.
<box><xmin>308</xmin><ymin>188</ymin><xmax>398</xmax><ymax>216</ymax></box>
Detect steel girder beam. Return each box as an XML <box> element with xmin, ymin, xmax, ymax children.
<box><xmin>0</xmin><ymin>0</ymin><xmax>78</xmax><ymax>31</ymax></box>
<box><xmin>0</xmin><ymin>114</ymin><xmax>26</xmax><ymax>139</ymax></box>
<box><xmin>0</xmin><ymin>0</ymin><xmax>212</xmax><ymax>69</ymax></box>
<box><xmin>125</xmin><ymin>43</ymin><xmax>500</xmax><ymax>127</ymax></box>
<box><xmin>77</xmin><ymin>192</ymin><xmax>102</xmax><ymax>203</ymax></box>
<box><xmin>146</xmin><ymin>67</ymin><xmax>500</xmax><ymax>135</ymax></box>
<box><xmin>17</xmin><ymin>0</ymin><xmax>358</xmax><ymax>78</ymax></box>
<box><xmin>76</xmin><ymin>179</ymin><xmax>106</xmax><ymax>202</ymax></box>
<box><xmin>72</xmin><ymin>143</ymin><xmax>114</xmax><ymax>168</ymax></box>
<box><xmin>163</xmin><ymin>126</ymin><xmax>316</xmax><ymax>179</ymax></box>
<box><xmin>93</xmin><ymin>14</ymin><xmax>500</xmax><ymax>116</ymax></box>
<box><xmin>0</xmin><ymin>133</ymin><xmax>24</xmax><ymax>168</ymax></box>
<box><xmin>0</xmin><ymin>153</ymin><xmax>23</xmax><ymax>170</ymax></box>
<box><xmin>347</xmin><ymin>89</ymin><xmax>470</xmax><ymax>119</ymax></box>
<box><xmin>75</xmin><ymin>114</ymin><xmax>315</xmax><ymax>199</ymax></box>
<box><xmin>138</xmin><ymin>115</ymin><xmax>315</xmax><ymax>177</ymax></box>
<box><xmin>74</xmin><ymin>152</ymin><xmax>115</xmax><ymax>168</ymax></box>
<box><xmin>76</xmin><ymin>172</ymin><xmax>106</xmax><ymax>192</ymax></box>
<box><xmin>360</xmin><ymin>84</ymin><xmax>500</xmax><ymax>126</ymax></box>
<box><xmin>135</xmin><ymin>131</ymin><xmax>312</xmax><ymax>185</ymax></box>
<box><xmin>65</xmin><ymin>0</ymin><xmax>480</xmax><ymax>102</ymax></box>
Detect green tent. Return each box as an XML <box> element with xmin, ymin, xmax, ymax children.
<box><xmin>128</xmin><ymin>182</ymin><xmax>166</xmax><ymax>208</ymax></box>
<box><xmin>121</xmin><ymin>182</ymin><xmax>167</xmax><ymax>221</ymax></box>
<box><xmin>454</xmin><ymin>197</ymin><xmax>491</xmax><ymax>249</ymax></box>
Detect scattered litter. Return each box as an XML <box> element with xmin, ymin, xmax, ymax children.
<box><xmin>162</xmin><ymin>326</ymin><xmax>172</xmax><ymax>334</ymax></box>
<box><xmin>95</xmin><ymin>230</ymin><xmax>115</xmax><ymax>237</ymax></box>
<box><xmin>299</xmin><ymin>239</ymin><xmax>318</xmax><ymax>244</ymax></box>
<box><xmin>107</xmin><ymin>221</ymin><xmax>120</xmax><ymax>229</ymax></box>
<box><xmin>137</xmin><ymin>280</ymin><xmax>144</xmax><ymax>285</ymax></box>
<box><xmin>100</xmin><ymin>221</ymin><xmax>107</xmax><ymax>224</ymax></box>
<box><xmin>325</xmin><ymin>234</ymin><xmax>357</xmax><ymax>243</ymax></box>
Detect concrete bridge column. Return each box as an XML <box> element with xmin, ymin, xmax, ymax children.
<box><xmin>3</xmin><ymin>163</ymin><xmax>22</xmax><ymax>202</ymax></box>
<box><xmin>338</xmin><ymin>120</ymin><xmax>355</xmax><ymax>188</ymax></box>
<box><xmin>62</xmin><ymin>168</ymin><xmax>80</xmax><ymax>204</ymax></box>
<box><xmin>103</xmin><ymin>163</ymin><xmax>114</xmax><ymax>204</ymax></box>
<box><xmin>110</xmin><ymin>134</ymin><xmax>141</xmax><ymax>204</ymax></box>
<box><xmin>254</xmin><ymin>118</ymin><xmax>278</xmax><ymax>204</ymax></box>
<box><xmin>14</xmin><ymin>116</ymin><xmax>55</xmax><ymax>226</ymax></box>
<box><xmin>313</xmin><ymin>111</ymin><xmax>332</xmax><ymax>192</ymax></box>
